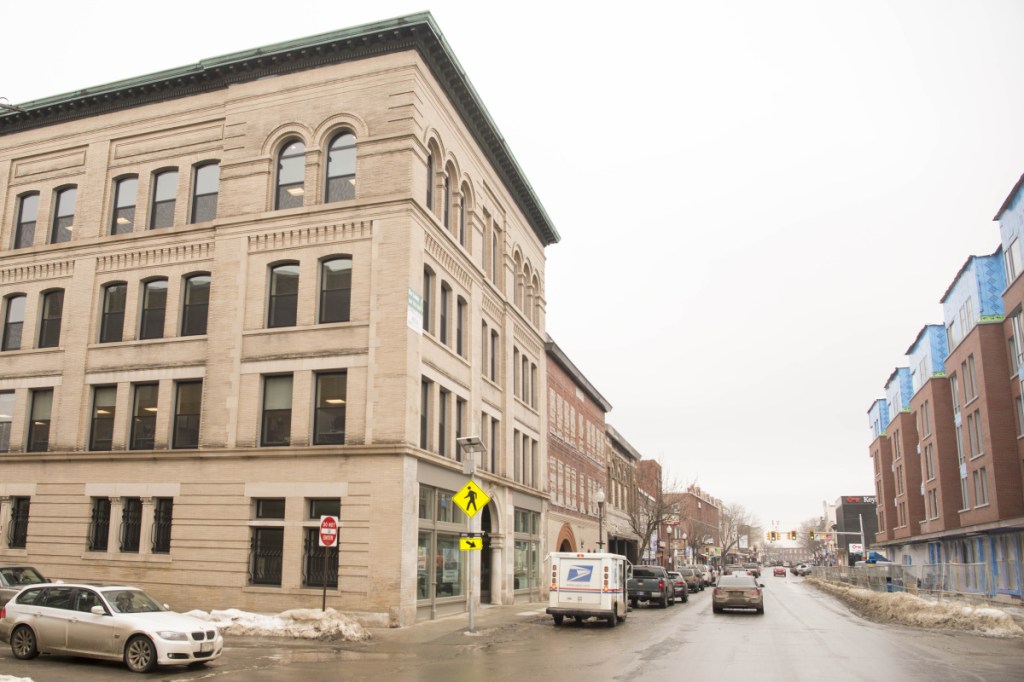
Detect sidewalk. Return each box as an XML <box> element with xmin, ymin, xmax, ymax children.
<box><xmin>367</xmin><ymin>601</ymin><xmax>549</xmax><ymax>647</ymax></box>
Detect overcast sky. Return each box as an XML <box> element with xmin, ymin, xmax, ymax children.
<box><xmin>5</xmin><ymin>0</ymin><xmax>1024</xmax><ymax>533</ymax></box>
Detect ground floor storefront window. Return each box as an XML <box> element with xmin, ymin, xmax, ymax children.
<box><xmin>418</xmin><ymin>484</ymin><xmax>467</xmax><ymax>602</ymax></box>
<box><xmin>513</xmin><ymin>509</ymin><xmax>540</xmax><ymax>592</ymax></box>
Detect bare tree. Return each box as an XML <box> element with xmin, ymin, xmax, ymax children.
<box><xmin>718</xmin><ymin>503</ymin><xmax>761</xmax><ymax>563</ymax></box>
<box><xmin>626</xmin><ymin>460</ymin><xmax>680</xmax><ymax>564</ymax></box>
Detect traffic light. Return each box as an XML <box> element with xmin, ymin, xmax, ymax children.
<box><xmin>789</xmin><ymin>530</ymin><xmax>798</xmax><ymax>541</ymax></box>
<box><xmin>809</xmin><ymin>530</ymin><xmax>816</xmax><ymax>541</ymax></box>
<box><xmin>770</xmin><ymin>531</ymin><xmax>779</xmax><ymax>541</ymax></box>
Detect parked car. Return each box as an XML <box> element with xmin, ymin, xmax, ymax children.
<box><xmin>678</xmin><ymin>567</ymin><xmax>703</xmax><ymax>592</ymax></box>
<box><xmin>743</xmin><ymin>562</ymin><xmax>761</xmax><ymax>578</ymax></box>
<box><xmin>773</xmin><ymin>567</ymin><xmax>787</xmax><ymax>577</ymax></box>
<box><xmin>0</xmin><ymin>583</ymin><xmax>223</xmax><ymax>673</ymax></box>
<box><xmin>712</xmin><ymin>574</ymin><xmax>765</xmax><ymax>614</ymax></box>
<box><xmin>627</xmin><ymin>566</ymin><xmax>676</xmax><ymax>608</ymax></box>
<box><xmin>666</xmin><ymin>571</ymin><xmax>689</xmax><ymax>603</ymax></box>
<box><xmin>793</xmin><ymin>563</ymin><xmax>811</xmax><ymax>576</ymax></box>
<box><xmin>0</xmin><ymin>567</ymin><xmax>49</xmax><ymax>608</ymax></box>
<box><xmin>698</xmin><ymin>565</ymin><xmax>713</xmax><ymax>586</ymax></box>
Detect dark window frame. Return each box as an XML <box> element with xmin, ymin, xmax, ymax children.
<box><xmin>313</xmin><ymin>371</ymin><xmax>346</xmax><ymax>445</ymax></box>
<box><xmin>13</xmin><ymin>193</ymin><xmax>38</xmax><ymax>249</ymax></box>
<box><xmin>130</xmin><ymin>383</ymin><xmax>158</xmax><ymax>450</ymax></box>
<box><xmin>111</xmin><ymin>176</ymin><xmax>138</xmax><ymax>235</ymax></box>
<box><xmin>149</xmin><ymin>169</ymin><xmax>178</xmax><ymax>229</ymax></box>
<box><xmin>100</xmin><ymin>282</ymin><xmax>127</xmax><ymax>343</ymax></box>
<box><xmin>319</xmin><ymin>257</ymin><xmax>352</xmax><ymax>324</ymax></box>
<box><xmin>8</xmin><ymin>497</ymin><xmax>30</xmax><ymax>549</ymax></box>
<box><xmin>324</xmin><ymin>131</ymin><xmax>356</xmax><ymax>203</ymax></box>
<box><xmin>120</xmin><ymin>497</ymin><xmax>142</xmax><ymax>553</ymax></box>
<box><xmin>139</xmin><ymin>279</ymin><xmax>168</xmax><ymax>340</ymax></box>
<box><xmin>152</xmin><ymin>498</ymin><xmax>173</xmax><ymax>553</ymax></box>
<box><xmin>38</xmin><ymin>290</ymin><xmax>64</xmax><ymax>349</ymax></box>
<box><xmin>2</xmin><ymin>294</ymin><xmax>26</xmax><ymax>351</ymax></box>
<box><xmin>275</xmin><ymin>139</ymin><xmax>306</xmax><ymax>210</ymax></box>
<box><xmin>181</xmin><ymin>273</ymin><xmax>211</xmax><ymax>336</ymax></box>
<box><xmin>173</xmin><ymin>380</ymin><xmax>202</xmax><ymax>449</ymax></box>
<box><xmin>268</xmin><ymin>263</ymin><xmax>299</xmax><ymax>328</ymax></box>
<box><xmin>89</xmin><ymin>385</ymin><xmax>117</xmax><ymax>451</ymax></box>
<box><xmin>261</xmin><ymin>374</ymin><xmax>293</xmax><ymax>447</ymax></box>
<box><xmin>190</xmin><ymin>162</ymin><xmax>220</xmax><ymax>224</ymax></box>
<box><xmin>88</xmin><ymin>497</ymin><xmax>111</xmax><ymax>551</ymax></box>
<box><xmin>50</xmin><ymin>186</ymin><xmax>76</xmax><ymax>244</ymax></box>
<box><xmin>27</xmin><ymin>388</ymin><xmax>52</xmax><ymax>453</ymax></box>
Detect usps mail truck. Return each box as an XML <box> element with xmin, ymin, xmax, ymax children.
<box><xmin>546</xmin><ymin>552</ymin><xmax>631</xmax><ymax>626</ymax></box>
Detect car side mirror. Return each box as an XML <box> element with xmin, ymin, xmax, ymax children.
<box><xmin>90</xmin><ymin>605</ymin><xmax>107</xmax><ymax>616</ymax></box>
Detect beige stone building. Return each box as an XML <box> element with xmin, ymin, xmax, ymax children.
<box><xmin>0</xmin><ymin>13</ymin><xmax>557</xmax><ymax>625</ymax></box>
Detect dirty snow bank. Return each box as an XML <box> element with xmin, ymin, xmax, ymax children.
<box><xmin>809</xmin><ymin>578</ymin><xmax>1023</xmax><ymax>637</ymax></box>
<box><xmin>0</xmin><ymin>676</ymin><xmax>33</xmax><ymax>682</ymax></box>
<box><xmin>186</xmin><ymin>607</ymin><xmax>371</xmax><ymax>641</ymax></box>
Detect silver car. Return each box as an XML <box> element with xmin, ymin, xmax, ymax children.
<box><xmin>712</xmin><ymin>573</ymin><xmax>765</xmax><ymax>614</ymax></box>
<box><xmin>0</xmin><ymin>583</ymin><xmax>223</xmax><ymax>673</ymax></box>
<box><xmin>0</xmin><ymin>566</ymin><xmax>49</xmax><ymax>608</ymax></box>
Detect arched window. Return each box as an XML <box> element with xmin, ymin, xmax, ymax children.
<box><xmin>422</xmin><ymin>266</ymin><xmax>434</xmax><ymax>334</ymax></box>
<box><xmin>513</xmin><ymin>253</ymin><xmax>524</xmax><ymax>308</ymax></box>
<box><xmin>268</xmin><ymin>263</ymin><xmax>299</xmax><ymax>328</ymax></box>
<box><xmin>531</xmin><ymin>274</ymin><xmax>541</xmax><ymax>326</ymax></box>
<box><xmin>181</xmin><ymin>274</ymin><xmax>211</xmax><ymax>336</ymax></box>
<box><xmin>150</xmin><ymin>169</ymin><xmax>179</xmax><ymax>229</ymax></box>
<box><xmin>38</xmin><ymin>290</ymin><xmax>64</xmax><ymax>348</ymax></box>
<box><xmin>100</xmin><ymin>282</ymin><xmax>127</xmax><ymax>343</ymax></box>
<box><xmin>458</xmin><ymin>190</ymin><xmax>467</xmax><ymax>247</ymax></box>
<box><xmin>276</xmin><ymin>140</ymin><xmax>306</xmax><ymax>209</ymax></box>
<box><xmin>523</xmin><ymin>263</ymin><xmax>534</xmax><ymax>315</ymax></box>
<box><xmin>190</xmin><ymin>163</ymin><xmax>220</xmax><ymax>223</ymax></box>
<box><xmin>51</xmin><ymin>186</ymin><xmax>76</xmax><ymax>244</ymax></box>
<box><xmin>2</xmin><ymin>295</ymin><xmax>26</xmax><ymax>350</ymax></box>
<box><xmin>13</xmin><ymin>193</ymin><xmax>38</xmax><ymax>249</ymax></box>
<box><xmin>139</xmin><ymin>279</ymin><xmax>169</xmax><ymax>340</ymax></box>
<box><xmin>443</xmin><ymin>171</ymin><xmax>451</xmax><ymax>229</ymax></box>
<box><xmin>111</xmin><ymin>176</ymin><xmax>138</xmax><ymax>234</ymax></box>
<box><xmin>325</xmin><ymin>132</ymin><xmax>356</xmax><ymax>202</ymax></box>
<box><xmin>425</xmin><ymin>152</ymin><xmax>435</xmax><ymax>210</ymax></box>
<box><xmin>319</xmin><ymin>257</ymin><xmax>352</xmax><ymax>323</ymax></box>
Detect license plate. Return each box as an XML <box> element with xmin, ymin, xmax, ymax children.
<box><xmin>636</xmin><ymin>592</ymin><xmax>647</xmax><ymax>597</ymax></box>
<box><xmin>201</xmin><ymin>642</ymin><xmax>213</xmax><ymax>653</ymax></box>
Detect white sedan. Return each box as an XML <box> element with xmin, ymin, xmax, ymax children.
<box><xmin>0</xmin><ymin>583</ymin><xmax>222</xmax><ymax>673</ymax></box>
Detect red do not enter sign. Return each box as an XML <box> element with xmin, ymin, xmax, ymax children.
<box><xmin>319</xmin><ymin>515</ymin><xmax>339</xmax><ymax>547</ymax></box>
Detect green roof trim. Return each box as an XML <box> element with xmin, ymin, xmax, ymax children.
<box><xmin>0</xmin><ymin>12</ymin><xmax>560</xmax><ymax>246</ymax></box>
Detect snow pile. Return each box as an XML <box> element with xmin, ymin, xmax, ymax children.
<box><xmin>185</xmin><ymin>607</ymin><xmax>371</xmax><ymax>641</ymax></box>
<box><xmin>810</xmin><ymin>578</ymin><xmax>1023</xmax><ymax>637</ymax></box>
<box><xmin>0</xmin><ymin>676</ymin><xmax>33</xmax><ymax>682</ymax></box>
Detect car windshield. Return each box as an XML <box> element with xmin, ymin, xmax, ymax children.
<box><xmin>0</xmin><ymin>567</ymin><xmax>46</xmax><ymax>585</ymax></box>
<box><xmin>102</xmin><ymin>588</ymin><xmax>166</xmax><ymax>614</ymax></box>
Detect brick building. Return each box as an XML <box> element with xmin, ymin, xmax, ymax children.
<box><xmin>0</xmin><ymin>13</ymin><xmax>558</xmax><ymax>625</ymax></box>
<box><xmin>544</xmin><ymin>336</ymin><xmax>612</xmax><ymax>553</ymax></box>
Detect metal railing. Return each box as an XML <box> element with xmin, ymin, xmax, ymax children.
<box><xmin>812</xmin><ymin>562</ymin><xmax>1019</xmax><ymax>603</ymax></box>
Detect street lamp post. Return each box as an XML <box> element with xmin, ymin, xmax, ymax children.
<box><xmin>596</xmin><ymin>489</ymin><xmax>606</xmax><ymax>552</ymax></box>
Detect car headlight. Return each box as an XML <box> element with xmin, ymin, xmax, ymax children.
<box><xmin>156</xmin><ymin>631</ymin><xmax>189</xmax><ymax>641</ymax></box>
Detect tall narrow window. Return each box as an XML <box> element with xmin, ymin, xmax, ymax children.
<box><xmin>455</xmin><ymin>397</ymin><xmax>466</xmax><ymax>462</ymax></box>
<box><xmin>8</xmin><ymin>497</ymin><xmax>30</xmax><ymax>549</ymax></box>
<box><xmin>139</xmin><ymin>279</ymin><xmax>168</xmax><ymax>340</ymax></box>
<box><xmin>276</xmin><ymin>140</ymin><xmax>305</xmax><ymax>209</ymax></box>
<box><xmin>314</xmin><ymin>372</ymin><xmax>346</xmax><ymax>445</ymax></box>
<box><xmin>250</xmin><ymin>499</ymin><xmax>285</xmax><ymax>585</ymax></box>
<box><xmin>50</xmin><ymin>187</ymin><xmax>76</xmax><ymax>244</ymax></box>
<box><xmin>27</xmin><ymin>389</ymin><xmax>52</xmax><ymax>453</ymax></box>
<box><xmin>425</xmin><ymin>152</ymin><xmax>434</xmax><ymax>210</ymax></box>
<box><xmin>0</xmin><ymin>391</ymin><xmax>13</xmax><ymax>453</ymax></box>
<box><xmin>173</xmin><ymin>381</ymin><xmax>202</xmax><ymax>449</ymax></box>
<box><xmin>120</xmin><ymin>497</ymin><xmax>142</xmax><ymax>553</ymax></box>
<box><xmin>150</xmin><ymin>170</ymin><xmax>178</xmax><ymax>229</ymax></box>
<box><xmin>319</xmin><ymin>257</ymin><xmax>352</xmax><ymax>324</ymax></box>
<box><xmin>88</xmin><ymin>498</ymin><xmax>111</xmax><ymax>551</ymax></box>
<box><xmin>422</xmin><ymin>267</ymin><xmax>434</xmax><ymax>333</ymax></box>
<box><xmin>325</xmin><ymin>132</ymin><xmax>356</xmax><ymax>202</ymax></box>
<box><xmin>268</xmin><ymin>264</ymin><xmax>299</xmax><ymax>328</ymax></box>
<box><xmin>440</xmin><ymin>283</ymin><xmax>451</xmax><ymax>345</ymax></box>
<box><xmin>490</xmin><ymin>330</ymin><xmax>499</xmax><ymax>382</ymax></box>
<box><xmin>90</xmin><ymin>386</ymin><xmax>117</xmax><ymax>451</ymax></box>
<box><xmin>181</xmin><ymin>274</ymin><xmax>211</xmax><ymax>336</ymax></box>
<box><xmin>13</xmin><ymin>193</ymin><xmax>38</xmax><ymax>249</ymax></box>
<box><xmin>190</xmin><ymin>163</ymin><xmax>220</xmax><ymax>223</ymax></box>
<box><xmin>456</xmin><ymin>297</ymin><xmax>466</xmax><ymax>357</ymax></box>
<box><xmin>458</xmin><ymin>193</ymin><xmax>466</xmax><ymax>246</ymax></box>
<box><xmin>130</xmin><ymin>383</ymin><xmax>158</xmax><ymax>450</ymax></box>
<box><xmin>100</xmin><ymin>283</ymin><xmax>127</xmax><ymax>343</ymax></box>
<box><xmin>38</xmin><ymin>290</ymin><xmax>64</xmax><ymax>349</ymax></box>
<box><xmin>111</xmin><ymin>177</ymin><xmax>137</xmax><ymax>234</ymax></box>
<box><xmin>443</xmin><ymin>172</ymin><xmax>451</xmax><ymax>228</ymax></box>
<box><xmin>420</xmin><ymin>378</ymin><xmax>431</xmax><ymax>450</ymax></box>
<box><xmin>261</xmin><ymin>375</ymin><xmax>292</xmax><ymax>446</ymax></box>
<box><xmin>2</xmin><ymin>295</ymin><xmax>26</xmax><ymax>351</ymax></box>
<box><xmin>438</xmin><ymin>388</ymin><xmax>449</xmax><ymax>457</ymax></box>
<box><xmin>152</xmin><ymin>498</ymin><xmax>173</xmax><ymax>553</ymax></box>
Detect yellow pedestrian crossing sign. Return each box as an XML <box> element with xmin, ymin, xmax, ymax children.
<box><xmin>460</xmin><ymin>537</ymin><xmax>483</xmax><ymax>551</ymax></box>
<box><xmin>454</xmin><ymin>480</ymin><xmax>490</xmax><ymax>518</ymax></box>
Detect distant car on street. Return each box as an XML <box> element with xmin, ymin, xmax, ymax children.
<box><xmin>773</xmin><ymin>567</ymin><xmax>787</xmax><ymax>577</ymax></box>
<box><xmin>793</xmin><ymin>563</ymin><xmax>811</xmax><ymax>576</ymax></box>
<box><xmin>666</xmin><ymin>572</ymin><xmax>689</xmax><ymax>603</ymax></box>
<box><xmin>678</xmin><ymin>567</ymin><xmax>702</xmax><ymax>593</ymax></box>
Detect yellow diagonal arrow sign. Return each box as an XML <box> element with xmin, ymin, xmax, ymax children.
<box><xmin>460</xmin><ymin>537</ymin><xmax>482</xmax><ymax>551</ymax></box>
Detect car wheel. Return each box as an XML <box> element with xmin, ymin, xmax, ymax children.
<box><xmin>607</xmin><ymin>614</ymin><xmax>617</xmax><ymax>627</ymax></box>
<box><xmin>11</xmin><ymin>625</ymin><xmax>39</xmax><ymax>660</ymax></box>
<box><xmin>125</xmin><ymin>635</ymin><xmax>157</xmax><ymax>673</ymax></box>
<box><xmin>713</xmin><ymin>606</ymin><xmax>723</xmax><ymax>614</ymax></box>
<box><xmin>553</xmin><ymin>614</ymin><xmax>564</xmax><ymax>626</ymax></box>
<box><xmin>756</xmin><ymin>606</ymin><xmax>765</xmax><ymax>615</ymax></box>
<box><xmin>630</xmin><ymin>597</ymin><xmax>638</xmax><ymax>609</ymax></box>
<box><xmin>660</xmin><ymin>594</ymin><xmax>668</xmax><ymax>608</ymax></box>
<box><xmin>682</xmin><ymin>591</ymin><xmax>689</xmax><ymax>603</ymax></box>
